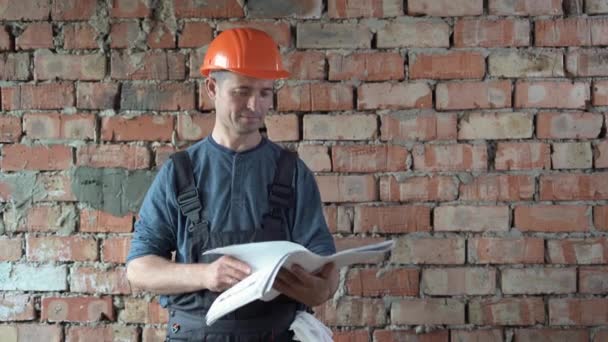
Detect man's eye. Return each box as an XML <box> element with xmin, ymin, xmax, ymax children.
<box><xmin>261</xmin><ymin>91</ymin><xmax>272</xmax><ymax>98</ymax></box>
<box><xmin>234</xmin><ymin>90</ymin><xmax>249</xmax><ymax>96</ymax></box>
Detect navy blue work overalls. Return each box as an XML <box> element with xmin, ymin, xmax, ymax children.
<box><xmin>165</xmin><ymin>150</ymin><xmax>300</xmax><ymax>342</ymax></box>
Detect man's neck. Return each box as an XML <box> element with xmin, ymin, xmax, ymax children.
<box><xmin>211</xmin><ymin>129</ymin><xmax>262</xmax><ymax>152</ymax></box>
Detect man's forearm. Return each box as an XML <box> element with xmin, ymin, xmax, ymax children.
<box><xmin>126</xmin><ymin>255</ymin><xmax>208</xmax><ymax>295</ymax></box>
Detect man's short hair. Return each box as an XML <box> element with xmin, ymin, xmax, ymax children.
<box><xmin>209</xmin><ymin>70</ymin><xmax>230</xmax><ymax>85</ymax></box>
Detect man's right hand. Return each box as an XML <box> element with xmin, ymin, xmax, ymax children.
<box><xmin>202</xmin><ymin>256</ymin><xmax>251</xmax><ymax>292</ymax></box>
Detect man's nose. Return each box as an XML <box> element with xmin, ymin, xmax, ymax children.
<box><xmin>247</xmin><ymin>95</ymin><xmax>260</xmax><ymax>111</ymax></box>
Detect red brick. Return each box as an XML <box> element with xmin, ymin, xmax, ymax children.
<box><xmin>328</xmin><ymin>0</ymin><xmax>403</xmax><ymax>18</ymax></box>
<box><xmin>502</xmin><ymin>268</ymin><xmax>576</xmax><ymax>294</ymax></box>
<box><xmin>459</xmin><ymin>112</ymin><xmax>532</xmax><ymax>140</ymax></box>
<box><xmin>329</xmin><ymin>52</ymin><xmax>404</xmax><ymax>81</ymax></box>
<box><xmin>470</xmin><ymin>298</ymin><xmax>544</xmax><ymax>325</ymax></box>
<box><xmin>408</xmin><ymin>0</ymin><xmax>482</xmax><ymax>16</ymax></box>
<box><xmin>101</xmin><ymin>115</ymin><xmax>174</xmax><ymax>142</ymax></box>
<box><xmin>567</xmin><ymin>49</ymin><xmax>608</xmax><ymax>76</ymax></box>
<box><xmin>495</xmin><ymin>142</ymin><xmax>550</xmax><ymax>170</ymax></box>
<box><xmin>16</xmin><ymin>22</ymin><xmax>53</xmax><ymax>50</ymax></box>
<box><xmin>596</xmin><ymin>141</ymin><xmax>608</xmax><ymax>168</ymax></box>
<box><xmin>121</xmin><ymin>82</ymin><xmax>197</xmax><ymax>111</ymax></box>
<box><xmin>217</xmin><ymin>21</ymin><xmax>291</xmax><ymax>47</ymax></box>
<box><xmin>51</xmin><ymin>0</ymin><xmax>96</xmax><ymax>20</ymax></box>
<box><xmin>103</xmin><ymin>237</ymin><xmax>130</xmax><ymax>264</ymax></box>
<box><xmin>296</xmin><ymin>23</ymin><xmax>371</xmax><ymax>49</ymax></box>
<box><xmin>297</xmin><ymin>145</ymin><xmax>330</xmax><ymax>172</ymax></box>
<box><xmin>536</xmin><ymin>18</ymin><xmax>608</xmax><ymax>46</ymax></box>
<box><xmin>77</xmin><ymin>145</ymin><xmax>150</xmax><ymax>170</ymax></box>
<box><xmin>0</xmin><ymin>53</ymin><xmax>31</xmax><ymax>80</ymax></box>
<box><xmin>460</xmin><ymin>174</ymin><xmax>535</xmax><ymax>201</ymax></box>
<box><xmin>265</xmin><ymin>114</ymin><xmax>299</xmax><ymax>142</ymax></box>
<box><xmin>0</xmin><ymin>295</ymin><xmax>35</xmax><ymax>321</ymax></box>
<box><xmin>381</xmin><ymin>113</ymin><xmax>456</xmax><ymax>141</ymax></box>
<box><xmin>358</xmin><ymin>82</ymin><xmax>432</xmax><ymax>110</ymax></box>
<box><xmin>42</xmin><ymin>296</ymin><xmax>113</xmax><ymax>322</ymax></box>
<box><xmin>111</xmin><ymin>51</ymin><xmax>186</xmax><ymax>80</ymax></box>
<box><xmin>80</xmin><ymin>209</ymin><xmax>134</xmax><ymax>233</ymax></box>
<box><xmin>142</xmin><ymin>328</ymin><xmax>165</xmax><ymax>342</ymax></box>
<box><xmin>595</xmin><ymin>330</ymin><xmax>608</xmax><ymax>342</ymax></box>
<box><xmin>455</xmin><ymin>18</ymin><xmax>529</xmax><ymax>47</ymax></box>
<box><xmin>110</xmin><ymin>0</ymin><xmax>152</xmax><ymax>18</ymax></box>
<box><xmin>173</xmin><ymin>0</ymin><xmax>244</xmax><ymax>18</ymax></box>
<box><xmin>422</xmin><ymin>267</ymin><xmax>496</xmax><ymax>295</ymax></box>
<box><xmin>0</xmin><ymin>0</ymin><xmax>50</xmax><ymax>20</ymax></box>
<box><xmin>410</xmin><ymin>51</ymin><xmax>485</xmax><ymax>80</ymax></box>
<box><xmin>120</xmin><ymin>298</ymin><xmax>168</xmax><ymax>324</ymax></box>
<box><xmin>413</xmin><ymin>143</ymin><xmax>487</xmax><ymax>172</ymax></box>
<box><xmin>284</xmin><ymin>51</ymin><xmax>325</xmax><ymax>80</ymax></box>
<box><xmin>391</xmin><ymin>237</ymin><xmax>465</xmax><ymax>264</ymax></box>
<box><xmin>315</xmin><ymin>298</ymin><xmax>385</xmax><ymax>326</ymax></box>
<box><xmin>580</xmin><ymin>266</ymin><xmax>608</xmax><ymax>294</ymax></box>
<box><xmin>514</xmin><ymin>329</ymin><xmax>588</xmax><ymax>342</ymax></box>
<box><xmin>316</xmin><ymin>175</ymin><xmax>377</xmax><ymax>203</ymax></box>
<box><xmin>354</xmin><ymin>205</ymin><xmax>431</xmax><ymax>233</ymax></box>
<box><xmin>70</xmin><ymin>267</ymin><xmax>130</xmax><ymax>294</ymax></box>
<box><xmin>469</xmin><ymin>237</ymin><xmax>544</xmax><ymax>264</ymax></box>
<box><xmin>323</xmin><ymin>205</ymin><xmax>338</xmax><ymax>233</ymax></box>
<box><xmin>333</xmin><ymin>330</ymin><xmax>369</xmax><ymax>342</ymax></box>
<box><xmin>0</xmin><ymin>237</ymin><xmax>22</xmax><ymax>261</ymax></box>
<box><xmin>35</xmin><ymin>173</ymin><xmax>76</xmax><ymax>202</ymax></box>
<box><xmin>22</xmin><ymin>204</ymin><xmax>76</xmax><ymax>233</ymax></box>
<box><xmin>77</xmin><ymin>82</ymin><xmax>119</xmax><ymax>109</ymax></box>
<box><xmin>35</xmin><ymin>52</ymin><xmax>105</xmax><ymax>80</ymax></box>
<box><xmin>176</xmin><ymin>113</ymin><xmax>214</xmax><ymax>141</ymax></box>
<box><xmin>0</xmin><ymin>325</ymin><xmax>62</xmax><ymax>341</ymax></box>
<box><xmin>178</xmin><ymin>22</ymin><xmax>212</xmax><ymax>48</ymax></box>
<box><xmin>375</xmin><ymin>330</ymin><xmax>449</xmax><ymax>342</ymax></box>
<box><xmin>1</xmin><ymin>144</ymin><xmax>72</xmax><ymax>171</ymax></box>
<box><xmin>490</xmin><ymin>0</ymin><xmax>563</xmax><ymax>15</ymax></box>
<box><xmin>303</xmin><ymin>114</ymin><xmax>376</xmax><ymax>140</ymax></box>
<box><xmin>380</xmin><ymin>175</ymin><xmax>458</xmax><ymax>202</ymax></box>
<box><xmin>0</xmin><ymin>115</ymin><xmax>22</xmax><ymax>142</ymax></box>
<box><xmin>27</xmin><ymin>236</ymin><xmax>97</xmax><ymax>262</ymax></box>
<box><xmin>346</xmin><ymin>267</ymin><xmax>419</xmax><ymax>296</ymax></box>
<box><xmin>392</xmin><ymin>298</ymin><xmax>465</xmax><ymax>325</ymax></box>
<box><xmin>552</xmin><ymin>142</ymin><xmax>592</xmax><ymax>169</ymax></box>
<box><xmin>515</xmin><ymin>205</ymin><xmax>590</xmax><ymax>232</ymax></box>
<box><xmin>63</xmin><ymin>23</ymin><xmax>98</xmax><ymax>49</ymax></box>
<box><xmin>451</xmin><ymin>330</ymin><xmax>503</xmax><ymax>342</ymax></box>
<box><xmin>278</xmin><ymin>83</ymin><xmax>353</xmax><ymax>112</ymax></box>
<box><xmin>24</xmin><ymin>113</ymin><xmax>95</xmax><ymax>140</ymax></box>
<box><xmin>332</xmin><ymin>145</ymin><xmax>408</xmax><ymax>172</ymax></box>
<box><xmin>377</xmin><ymin>19</ymin><xmax>450</xmax><ymax>48</ymax></box>
<box><xmin>436</xmin><ymin>80</ymin><xmax>511</xmax><ymax>110</ymax></box>
<box><xmin>549</xmin><ymin>298</ymin><xmax>608</xmax><ymax>325</ymax></box>
<box><xmin>537</xmin><ymin>112</ymin><xmax>602</xmax><ymax>139</ymax></box>
<box><xmin>516</xmin><ymin>81</ymin><xmax>590</xmax><ymax>109</ymax></box>
<box><xmin>0</xmin><ymin>26</ymin><xmax>9</xmax><ymax>50</ymax></box>
<box><xmin>66</xmin><ymin>326</ymin><xmax>138</xmax><ymax>342</ymax></box>
<box><xmin>596</xmin><ymin>206</ymin><xmax>608</xmax><ymax>230</ymax></box>
<box><xmin>110</xmin><ymin>21</ymin><xmax>144</xmax><ymax>49</ymax></box>
<box><xmin>154</xmin><ymin>145</ymin><xmax>179</xmax><ymax>168</ymax></box>
<box><xmin>548</xmin><ymin>238</ymin><xmax>608</xmax><ymax>264</ymax></box>
<box><xmin>2</xmin><ymin>83</ymin><xmax>75</xmax><ymax>110</ymax></box>
<box><xmin>593</xmin><ymin>80</ymin><xmax>608</xmax><ymax>105</ymax></box>
<box><xmin>435</xmin><ymin>206</ymin><xmax>510</xmax><ymax>232</ymax></box>
<box><xmin>540</xmin><ymin>173</ymin><xmax>608</xmax><ymax>200</ymax></box>
<box><xmin>147</xmin><ymin>23</ymin><xmax>175</xmax><ymax>49</ymax></box>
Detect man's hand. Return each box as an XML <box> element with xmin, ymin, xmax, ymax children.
<box><xmin>202</xmin><ymin>256</ymin><xmax>251</xmax><ymax>292</ymax></box>
<box><xmin>273</xmin><ymin>262</ymin><xmax>339</xmax><ymax>307</ymax></box>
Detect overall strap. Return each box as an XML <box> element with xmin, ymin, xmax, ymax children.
<box><xmin>170</xmin><ymin>151</ymin><xmax>208</xmax><ymax>262</ymax></box>
<box><xmin>261</xmin><ymin>150</ymin><xmax>297</xmax><ymax>240</ymax></box>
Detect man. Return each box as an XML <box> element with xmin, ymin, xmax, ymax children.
<box><xmin>126</xmin><ymin>28</ymin><xmax>338</xmax><ymax>341</ymax></box>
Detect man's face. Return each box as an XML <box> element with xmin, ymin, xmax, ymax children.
<box><xmin>207</xmin><ymin>72</ymin><xmax>275</xmax><ymax>136</ymax></box>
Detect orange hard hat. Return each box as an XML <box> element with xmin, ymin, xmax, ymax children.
<box><xmin>200</xmin><ymin>28</ymin><xmax>290</xmax><ymax>80</ymax></box>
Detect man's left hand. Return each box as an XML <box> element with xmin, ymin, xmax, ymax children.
<box><xmin>273</xmin><ymin>262</ymin><xmax>339</xmax><ymax>308</ymax></box>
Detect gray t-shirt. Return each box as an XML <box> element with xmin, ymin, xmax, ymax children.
<box><xmin>127</xmin><ymin>136</ymin><xmax>336</xmax><ymax>265</ymax></box>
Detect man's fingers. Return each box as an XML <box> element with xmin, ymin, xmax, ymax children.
<box><xmin>277</xmin><ymin>267</ymin><xmax>301</xmax><ymax>285</ymax></box>
<box><xmin>222</xmin><ymin>256</ymin><xmax>251</xmax><ymax>275</ymax></box>
<box><xmin>318</xmin><ymin>262</ymin><xmax>336</xmax><ymax>278</ymax></box>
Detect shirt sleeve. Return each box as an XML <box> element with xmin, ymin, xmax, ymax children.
<box><xmin>290</xmin><ymin>159</ymin><xmax>336</xmax><ymax>256</ymax></box>
<box><xmin>127</xmin><ymin>160</ymin><xmax>179</xmax><ymax>263</ymax></box>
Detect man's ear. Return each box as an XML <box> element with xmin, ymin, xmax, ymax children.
<box><xmin>205</xmin><ymin>77</ymin><xmax>218</xmax><ymax>100</ymax></box>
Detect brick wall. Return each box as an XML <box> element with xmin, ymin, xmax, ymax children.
<box><xmin>1</xmin><ymin>0</ymin><xmax>607</xmax><ymax>341</ymax></box>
